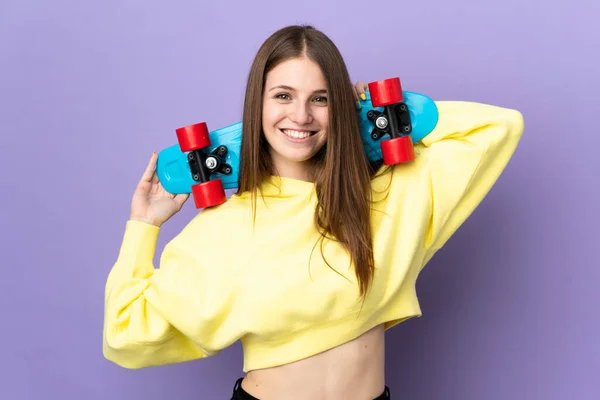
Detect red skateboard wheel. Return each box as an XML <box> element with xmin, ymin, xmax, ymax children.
<box><xmin>176</xmin><ymin>122</ymin><xmax>211</xmax><ymax>152</ymax></box>
<box><xmin>381</xmin><ymin>136</ymin><xmax>415</xmax><ymax>165</ymax></box>
<box><xmin>191</xmin><ymin>179</ymin><xmax>226</xmax><ymax>209</ymax></box>
<box><xmin>368</xmin><ymin>78</ymin><xmax>403</xmax><ymax>107</ymax></box>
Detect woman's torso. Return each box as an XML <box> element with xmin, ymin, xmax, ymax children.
<box><xmin>241</xmin><ymin>324</ymin><xmax>386</xmax><ymax>400</ymax></box>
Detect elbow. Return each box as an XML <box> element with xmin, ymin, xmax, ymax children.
<box><xmin>505</xmin><ymin>108</ymin><xmax>525</xmax><ymax>139</ymax></box>
<box><xmin>103</xmin><ymin>327</ymin><xmax>211</xmax><ymax>369</ymax></box>
<box><xmin>102</xmin><ymin>318</ymin><xmax>168</xmax><ymax>369</ymax></box>
<box><xmin>103</xmin><ymin>331</ymin><xmax>150</xmax><ymax>369</ymax></box>
<box><xmin>500</xmin><ymin>108</ymin><xmax>525</xmax><ymax>156</ymax></box>
<box><xmin>484</xmin><ymin>103</ymin><xmax>524</xmax><ymax>140</ymax></box>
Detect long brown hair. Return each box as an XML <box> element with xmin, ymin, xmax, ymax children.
<box><xmin>236</xmin><ymin>25</ymin><xmax>383</xmax><ymax>299</ymax></box>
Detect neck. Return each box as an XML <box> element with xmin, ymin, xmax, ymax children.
<box><xmin>270</xmin><ymin>151</ymin><xmax>314</xmax><ymax>182</ymax></box>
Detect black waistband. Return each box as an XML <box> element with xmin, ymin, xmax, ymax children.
<box><xmin>231</xmin><ymin>377</ymin><xmax>391</xmax><ymax>400</ymax></box>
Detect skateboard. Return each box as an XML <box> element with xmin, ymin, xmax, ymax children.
<box><xmin>156</xmin><ymin>77</ymin><xmax>439</xmax><ymax>209</ymax></box>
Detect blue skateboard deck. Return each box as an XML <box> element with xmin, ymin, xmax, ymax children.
<box><xmin>157</xmin><ymin>76</ymin><xmax>439</xmax><ymax>209</ymax></box>
<box><xmin>157</xmin><ymin>90</ymin><xmax>438</xmax><ymax>197</ymax></box>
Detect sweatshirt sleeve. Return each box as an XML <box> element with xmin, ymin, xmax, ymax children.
<box><xmin>417</xmin><ymin>101</ymin><xmax>524</xmax><ymax>254</ymax></box>
<box><xmin>103</xmin><ymin>220</ymin><xmax>219</xmax><ymax>369</ymax></box>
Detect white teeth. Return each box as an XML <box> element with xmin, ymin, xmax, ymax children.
<box><xmin>282</xmin><ymin>129</ymin><xmax>312</xmax><ymax>139</ymax></box>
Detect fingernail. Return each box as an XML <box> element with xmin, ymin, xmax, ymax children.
<box><xmin>356</xmin><ymin>100</ymin><xmax>362</xmax><ymax>110</ymax></box>
<box><xmin>360</xmin><ymin>93</ymin><xmax>366</xmax><ymax>100</ymax></box>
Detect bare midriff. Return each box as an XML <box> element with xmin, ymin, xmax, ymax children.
<box><xmin>242</xmin><ymin>324</ymin><xmax>386</xmax><ymax>400</ymax></box>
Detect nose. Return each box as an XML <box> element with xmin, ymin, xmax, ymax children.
<box><xmin>290</xmin><ymin>102</ymin><xmax>313</xmax><ymax>125</ymax></box>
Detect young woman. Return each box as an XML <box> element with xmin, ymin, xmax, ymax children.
<box><xmin>103</xmin><ymin>25</ymin><xmax>524</xmax><ymax>399</ymax></box>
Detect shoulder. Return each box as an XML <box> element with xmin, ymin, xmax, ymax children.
<box><xmin>160</xmin><ymin>195</ymin><xmax>255</xmax><ymax>274</ymax></box>
<box><xmin>180</xmin><ymin>194</ymin><xmax>253</xmax><ymax>235</ymax></box>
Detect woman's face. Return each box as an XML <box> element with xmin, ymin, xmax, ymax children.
<box><xmin>261</xmin><ymin>57</ymin><xmax>329</xmax><ymax>179</ymax></box>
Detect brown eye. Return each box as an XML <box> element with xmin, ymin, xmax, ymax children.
<box><xmin>275</xmin><ymin>93</ymin><xmax>291</xmax><ymax>100</ymax></box>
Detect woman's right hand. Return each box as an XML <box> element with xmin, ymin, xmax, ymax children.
<box><xmin>129</xmin><ymin>152</ymin><xmax>189</xmax><ymax>227</ymax></box>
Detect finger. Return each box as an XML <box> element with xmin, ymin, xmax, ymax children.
<box><xmin>140</xmin><ymin>152</ymin><xmax>158</xmax><ymax>183</ymax></box>
<box><xmin>355</xmin><ymin>81</ymin><xmax>367</xmax><ymax>100</ymax></box>
<box><xmin>174</xmin><ymin>193</ymin><xmax>190</xmax><ymax>207</ymax></box>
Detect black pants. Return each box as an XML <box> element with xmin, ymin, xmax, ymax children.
<box><xmin>231</xmin><ymin>377</ymin><xmax>391</xmax><ymax>399</ymax></box>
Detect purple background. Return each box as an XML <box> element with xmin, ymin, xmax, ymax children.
<box><xmin>1</xmin><ymin>0</ymin><xmax>598</xmax><ymax>399</ymax></box>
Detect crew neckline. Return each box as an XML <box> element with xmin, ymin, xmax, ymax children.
<box><xmin>261</xmin><ymin>175</ymin><xmax>316</xmax><ymax>197</ymax></box>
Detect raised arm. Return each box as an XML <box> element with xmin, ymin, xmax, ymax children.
<box><xmin>103</xmin><ymin>220</ymin><xmax>225</xmax><ymax>369</ymax></box>
<box><xmin>419</xmin><ymin>100</ymin><xmax>524</xmax><ymax>253</ymax></box>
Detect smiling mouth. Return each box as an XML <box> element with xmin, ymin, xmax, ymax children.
<box><xmin>279</xmin><ymin>129</ymin><xmax>319</xmax><ymax>139</ymax></box>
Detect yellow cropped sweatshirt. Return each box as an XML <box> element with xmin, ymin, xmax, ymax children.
<box><xmin>103</xmin><ymin>101</ymin><xmax>524</xmax><ymax>372</ymax></box>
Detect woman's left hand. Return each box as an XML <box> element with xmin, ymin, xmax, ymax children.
<box><xmin>353</xmin><ymin>81</ymin><xmax>368</xmax><ymax>101</ymax></box>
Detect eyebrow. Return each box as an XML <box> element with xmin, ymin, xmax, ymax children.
<box><xmin>268</xmin><ymin>85</ymin><xmax>327</xmax><ymax>94</ymax></box>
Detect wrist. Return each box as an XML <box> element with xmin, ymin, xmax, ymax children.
<box><xmin>129</xmin><ymin>215</ymin><xmax>162</xmax><ymax>228</ymax></box>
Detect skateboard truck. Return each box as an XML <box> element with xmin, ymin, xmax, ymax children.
<box><xmin>187</xmin><ymin>145</ymin><xmax>232</xmax><ymax>183</ymax></box>
<box><xmin>367</xmin><ymin>104</ymin><xmax>411</xmax><ymax>140</ymax></box>
<box><xmin>175</xmin><ymin>122</ymin><xmax>230</xmax><ymax>209</ymax></box>
<box><xmin>366</xmin><ymin>77</ymin><xmax>415</xmax><ymax>165</ymax></box>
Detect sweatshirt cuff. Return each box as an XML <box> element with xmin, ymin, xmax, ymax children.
<box><xmin>116</xmin><ymin>220</ymin><xmax>161</xmax><ymax>269</ymax></box>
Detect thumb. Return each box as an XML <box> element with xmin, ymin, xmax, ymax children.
<box><xmin>140</xmin><ymin>152</ymin><xmax>158</xmax><ymax>183</ymax></box>
<box><xmin>174</xmin><ymin>193</ymin><xmax>190</xmax><ymax>207</ymax></box>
